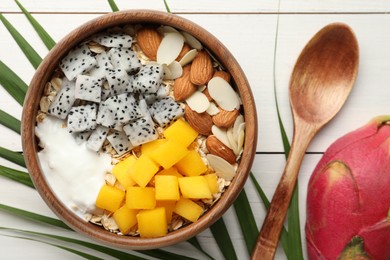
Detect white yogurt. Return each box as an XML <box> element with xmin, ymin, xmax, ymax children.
<box><xmin>35</xmin><ymin>116</ymin><xmax>112</xmax><ymax>217</ymax></box>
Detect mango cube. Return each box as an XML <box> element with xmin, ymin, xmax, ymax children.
<box><xmin>141</xmin><ymin>139</ymin><xmax>167</xmax><ymax>155</ymax></box>
<box><xmin>164</xmin><ymin>118</ymin><xmax>198</xmax><ymax>147</ymax></box>
<box><xmin>113</xmin><ymin>205</ymin><xmax>138</xmax><ymax>234</ymax></box>
<box><xmin>150</xmin><ymin>139</ymin><xmax>189</xmax><ymax>169</ymax></box>
<box><xmin>175</xmin><ymin>150</ymin><xmax>207</xmax><ymax>176</ymax></box>
<box><xmin>96</xmin><ymin>185</ymin><xmax>125</xmax><ymax>212</ymax></box>
<box><xmin>156</xmin><ymin>200</ymin><xmax>176</xmax><ymax>223</ymax></box>
<box><xmin>126</xmin><ymin>187</ymin><xmax>156</xmax><ymax>209</ymax></box>
<box><xmin>155</xmin><ymin>175</ymin><xmax>180</xmax><ymax>201</ymax></box>
<box><xmin>128</xmin><ymin>154</ymin><xmax>159</xmax><ymax>188</ymax></box>
<box><xmin>137</xmin><ymin>207</ymin><xmax>167</xmax><ymax>238</ymax></box>
<box><xmin>174</xmin><ymin>197</ymin><xmax>203</xmax><ymax>222</ymax></box>
<box><xmin>178</xmin><ymin>176</ymin><xmax>212</xmax><ymax>199</ymax></box>
<box><xmin>203</xmin><ymin>173</ymin><xmax>219</xmax><ymax>194</ymax></box>
<box><xmin>112</xmin><ymin>156</ymin><xmax>137</xmax><ymax>188</ymax></box>
<box><xmin>157</xmin><ymin>167</ymin><xmax>183</xmax><ymax>178</ymax></box>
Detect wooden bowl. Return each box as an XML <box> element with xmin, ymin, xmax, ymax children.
<box><xmin>21</xmin><ymin>9</ymin><xmax>257</xmax><ymax>249</ymax></box>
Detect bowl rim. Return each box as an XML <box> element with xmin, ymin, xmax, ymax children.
<box><xmin>21</xmin><ymin>9</ymin><xmax>258</xmax><ymax>249</ymax></box>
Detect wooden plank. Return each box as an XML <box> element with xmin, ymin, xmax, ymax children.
<box><xmin>1</xmin><ymin>0</ymin><xmax>390</xmax><ymax>13</ymax></box>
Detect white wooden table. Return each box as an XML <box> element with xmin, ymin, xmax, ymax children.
<box><xmin>1</xmin><ymin>1</ymin><xmax>389</xmax><ymax>259</ymax></box>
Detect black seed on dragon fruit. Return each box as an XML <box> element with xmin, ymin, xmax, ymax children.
<box><xmin>132</xmin><ymin>64</ymin><xmax>164</xmax><ymax>94</ymax></box>
<box><xmin>67</xmin><ymin>103</ymin><xmax>98</xmax><ymax>133</ymax></box>
<box><xmin>87</xmin><ymin>51</ymin><xmax>114</xmax><ymax>81</ymax></box>
<box><xmin>149</xmin><ymin>97</ymin><xmax>184</xmax><ymax>127</ymax></box>
<box><xmin>106</xmin><ymin>68</ymin><xmax>133</xmax><ymax>96</ymax></box>
<box><xmin>97</xmin><ymin>93</ymin><xmax>142</xmax><ymax>129</ymax></box>
<box><xmin>91</xmin><ymin>32</ymin><xmax>133</xmax><ymax>48</ymax></box>
<box><xmin>60</xmin><ymin>44</ymin><xmax>96</xmax><ymax>81</ymax></box>
<box><xmin>73</xmin><ymin>131</ymin><xmax>92</xmax><ymax>145</ymax></box>
<box><xmin>48</xmin><ymin>78</ymin><xmax>76</xmax><ymax>120</ymax></box>
<box><xmin>108</xmin><ymin>47</ymin><xmax>141</xmax><ymax>74</ymax></box>
<box><xmin>86</xmin><ymin>125</ymin><xmax>109</xmax><ymax>152</ymax></box>
<box><xmin>123</xmin><ymin>116</ymin><xmax>158</xmax><ymax>146</ymax></box>
<box><xmin>75</xmin><ymin>75</ymin><xmax>102</xmax><ymax>103</ymax></box>
<box><xmin>107</xmin><ymin>131</ymin><xmax>134</xmax><ymax>155</ymax></box>
<box><xmin>101</xmin><ymin>87</ymin><xmax>111</xmax><ymax>102</ymax></box>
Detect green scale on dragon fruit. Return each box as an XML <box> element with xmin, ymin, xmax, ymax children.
<box><xmin>96</xmin><ymin>93</ymin><xmax>142</xmax><ymax>129</ymax></box>
<box><xmin>132</xmin><ymin>64</ymin><xmax>164</xmax><ymax>94</ymax></box>
<box><xmin>91</xmin><ymin>32</ymin><xmax>133</xmax><ymax>48</ymax></box>
<box><xmin>107</xmin><ymin>131</ymin><xmax>133</xmax><ymax>155</ymax></box>
<box><xmin>149</xmin><ymin>97</ymin><xmax>184</xmax><ymax>127</ymax></box>
<box><xmin>47</xmin><ymin>78</ymin><xmax>76</xmax><ymax>120</ymax></box>
<box><xmin>108</xmin><ymin>47</ymin><xmax>141</xmax><ymax>74</ymax></box>
<box><xmin>60</xmin><ymin>44</ymin><xmax>97</xmax><ymax>81</ymax></box>
<box><xmin>123</xmin><ymin>116</ymin><xmax>158</xmax><ymax>147</ymax></box>
<box><xmin>87</xmin><ymin>51</ymin><xmax>114</xmax><ymax>81</ymax></box>
<box><xmin>86</xmin><ymin>125</ymin><xmax>109</xmax><ymax>152</ymax></box>
<box><xmin>67</xmin><ymin>103</ymin><xmax>98</xmax><ymax>133</ymax></box>
<box><xmin>106</xmin><ymin>68</ymin><xmax>133</xmax><ymax>96</ymax></box>
<box><xmin>75</xmin><ymin>75</ymin><xmax>103</xmax><ymax>103</ymax></box>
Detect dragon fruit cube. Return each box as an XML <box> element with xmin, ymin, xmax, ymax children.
<box><xmin>60</xmin><ymin>44</ymin><xmax>97</xmax><ymax>81</ymax></box>
<box><xmin>87</xmin><ymin>51</ymin><xmax>114</xmax><ymax>81</ymax></box>
<box><xmin>108</xmin><ymin>47</ymin><xmax>141</xmax><ymax>74</ymax></box>
<box><xmin>75</xmin><ymin>75</ymin><xmax>102</xmax><ymax>103</ymax></box>
<box><xmin>106</xmin><ymin>68</ymin><xmax>133</xmax><ymax>96</ymax></box>
<box><xmin>86</xmin><ymin>125</ymin><xmax>109</xmax><ymax>152</ymax></box>
<box><xmin>47</xmin><ymin>78</ymin><xmax>76</xmax><ymax>119</ymax></box>
<box><xmin>67</xmin><ymin>104</ymin><xmax>98</xmax><ymax>133</ymax></box>
<box><xmin>132</xmin><ymin>64</ymin><xmax>164</xmax><ymax>94</ymax></box>
<box><xmin>107</xmin><ymin>131</ymin><xmax>134</xmax><ymax>155</ymax></box>
<box><xmin>123</xmin><ymin>116</ymin><xmax>158</xmax><ymax>147</ymax></box>
<box><xmin>91</xmin><ymin>32</ymin><xmax>133</xmax><ymax>48</ymax></box>
<box><xmin>149</xmin><ymin>97</ymin><xmax>184</xmax><ymax>127</ymax></box>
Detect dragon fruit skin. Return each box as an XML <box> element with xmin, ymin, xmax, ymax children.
<box><xmin>306</xmin><ymin>116</ymin><xmax>390</xmax><ymax>260</ymax></box>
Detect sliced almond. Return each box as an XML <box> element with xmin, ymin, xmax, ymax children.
<box><xmin>136</xmin><ymin>28</ymin><xmax>162</xmax><ymax>60</ymax></box>
<box><xmin>179</xmin><ymin>49</ymin><xmax>198</xmax><ymax>67</ymax></box>
<box><xmin>211</xmin><ymin>125</ymin><xmax>232</xmax><ymax>149</ymax></box>
<box><xmin>233</xmin><ymin>115</ymin><xmax>245</xmax><ymax>135</ymax></box>
<box><xmin>208</xmin><ymin>77</ymin><xmax>240</xmax><ymax>111</ymax></box>
<box><xmin>174</xmin><ymin>66</ymin><xmax>197</xmax><ymax>101</ymax></box>
<box><xmin>227</xmin><ymin>127</ymin><xmax>239</xmax><ymax>154</ymax></box>
<box><xmin>157</xmin><ymin>25</ymin><xmax>179</xmax><ymax>35</ymax></box>
<box><xmin>181</xmin><ymin>31</ymin><xmax>203</xmax><ymax>50</ymax></box>
<box><xmin>206</xmin><ymin>136</ymin><xmax>236</xmax><ymax>164</ymax></box>
<box><xmin>176</xmin><ymin>43</ymin><xmax>191</xmax><ymax>61</ymax></box>
<box><xmin>162</xmin><ymin>64</ymin><xmax>173</xmax><ymax>79</ymax></box>
<box><xmin>190</xmin><ymin>50</ymin><xmax>214</xmax><ymax>86</ymax></box>
<box><xmin>186</xmin><ymin>91</ymin><xmax>210</xmax><ymax>113</ymax></box>
<box><xmin>184</xmin><ymin>106</ymin><xmax>213</xmax><ymax>135</ymax></box>
<box><xmin>168</xmin><ymin>61</ymin><xmax>183</xmax><ymax>79</ymax></box>
<box><xmin>157</xmin><ymin>32</ymin><xmax>184</xmax><ymax>65</ymax></box>
<box><xmin>213</xmin><ymin>70</ymin><xmax>231</xmax><ymax>84</ymax></box>
<box><xmin>206</xmin><ymin>154</ymin><xmax>236</xmax><ymax>181</ymax></box>
<box><xmin>235</xmin><ymin>123</ymin><xmax>245</xmax><ymax>155</ymax></box>
<box><xmin>206</xmin><ymin>102</ymin><xmax>220</xmax><ymax>116</ymax></box>
<box><xmin>212</xmin><ymin>109</ymin><xmax>239</xmax><ymax>128</ymax></box>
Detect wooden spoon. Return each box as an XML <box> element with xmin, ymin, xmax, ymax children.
<box><xmin>251</xmin><ymin>23</ymin><xmax>359</xmax><ymax>259</ymax></box>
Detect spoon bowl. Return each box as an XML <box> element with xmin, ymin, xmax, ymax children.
<box><xmin>252</xmin><ymin>23</ymin><xmax>359</xmax><ymax>259</ymax></box>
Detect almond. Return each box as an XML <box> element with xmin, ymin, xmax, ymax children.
<box><xmin>212</xmin><ymin>109</ymin><xmax>240</xmax><ymax>128</ymax></box>
<box><xmin>213</xmin><ymin>70</ymin><xmax>231</xmax><ymax>84</ymax></box>
<box><xmin>136</xmin><ymin>28</ymin><xmax>162</xmax><ymax>60</ymax></box>
<box><xmin>206</xmin><ymin>135</ymin><xmax>236</xmax><ymax>164</ymax></box>
<box><xmin>174</xmin><ymin>66</ymin><xmax>197</xmax><ymax>101</ymax></box>
<box><xmin>184</xmin><ymin>106</ymin><xmax>213</xmax><ymax>135</ymax></box>
<box><xmin>202</xmin><ymin>87</ymin><xmax>212</xmax><ymax>101</ymax></box>
<box><xmin>176</xmin><ymin>43</ymin><xmax>191</xmax><ymax>61</ymax></box>
<box><xmin>190</xmin><ymin>50</ymin><xmax>213</xmax><ymax>85</ymax></box>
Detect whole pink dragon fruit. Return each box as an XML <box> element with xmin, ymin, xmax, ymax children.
<box><xmin>306</xmin><ymin>116</ymin><xmax>390</xmax><ymax>259</ymax></box>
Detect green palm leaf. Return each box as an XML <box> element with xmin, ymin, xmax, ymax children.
<box><xmin>163</xmin><ymin>0</ymin><xmax>171</xmax><ymax>13</ymax></box>
<box><xmin>0</xmin><ymin>14</ymin><xmax>42</xmax><ymax>69</ymax></box>
<box><xmin>14</xmin><ymin>0</ymin><xmax>56</xmax><ymax>50</ymax></box>
<box><xmin>187</xmin><ymin>237</ymin><xmax>214</xmax><ymax>259</ymax></box>
<box><xmin>233</xmin><ymin>189</ymin><xmax>258</xmax><ymax>254</ymax></box>
<box><xmin>0</xmin><ymin>165</ymin><xmax>34</xmax><ymax>188</ymax></box>
<box><xmin>0</xmin><ymin>60</ymin><xmax>27</xmax><ymax>106</ymax></box>
<box><xmin>0</xmin><ymin>147</ymin><xmax>25</xmax><ymax>167</ymax></box>
<box><xmin>0</xmin><ymin>109</ymin><xmax>21</xmax><ymax>134</ymax></box>
<box><xmin>209</xmin><ymin>218</ymin><xmax>238</xmax><ymax>260</ymax></box>
<box><xmin>107</xmin><ymin>0</ymin><xmax>119</xmax><ymax>12</ymax></box>
<box><xmin>0</xmin><ymin>233</ymin><xmax>106</xmax><ymax>260</ymax></box>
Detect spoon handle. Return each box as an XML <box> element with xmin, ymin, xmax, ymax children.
<box><xmin>251</xmin><ymin>122</ymin><xmax>316</xmax><ymax>259</ymax></box>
